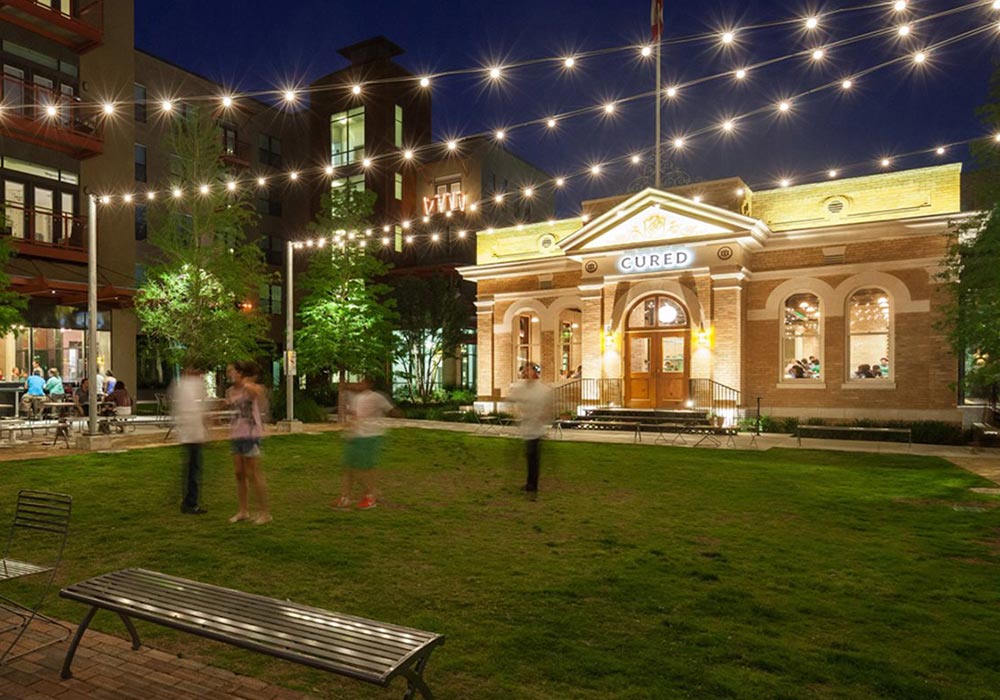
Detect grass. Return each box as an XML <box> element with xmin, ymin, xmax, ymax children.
<box><xmin>2</xmin><ymin>430</ymin><xmax>1000</xmax><ymax>699</ymax></box>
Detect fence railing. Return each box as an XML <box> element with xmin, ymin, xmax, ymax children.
<box><xmin>0</xmin><ymin>74</ymin><xmax>103</xmax><ymax>140</ymax></box>
<box><xmin>1</xmin><ymin>203</ymin><xmax>86</xmax><ymax>249</ymax></box>
<box><xmin>688</xmin><ymin>378</ymin><xmax>742</xmax><ymax>425</ymax></box>
<box><xmin>551</xmin><ymin>378</ymin><xmax>623</xmax><ymax>418</ymax></box>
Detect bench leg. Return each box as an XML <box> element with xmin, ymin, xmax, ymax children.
<box><xmin>401</xmin><ymin>652</ymin><xmax>434</xmax><ymax>699</ymax></box>
<box><xmin>61</xmin><ymin>606</ymin><xmax>98</xmax><ymax>679</ymax></box>
<box><xmin>118</xmin><ymin>612</ymin><xmax>142</xmax><ymax>650</ymax></box>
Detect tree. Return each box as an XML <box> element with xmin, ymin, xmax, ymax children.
<box><xmin>134</xmin><ymin>113</ymin><xmax>272</xmax><ymax>370</ymax></box>
<box><xmin>939</xmin><ymin>67</ymin><xmax>1000</xmax><ymax>396</ymax></box>
<box><xmin>0</xmin><ymin>204</ymin><xmax>26</xmax><ymax>336</ymax></box>
<box><xmin>392</xmin><ymin>274</ymin><xmax>471</xmax><ymax>402</ymax></box>
<box><xmin>296</xmin><ymin>189</ymin><xmax>396</xmax><ymax>410</ymax></box>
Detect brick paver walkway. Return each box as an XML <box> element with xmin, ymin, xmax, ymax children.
<box><xmin>0</xmin><ymin>615</ymin><xmax>311</xmax><ymax>699</ymax></box>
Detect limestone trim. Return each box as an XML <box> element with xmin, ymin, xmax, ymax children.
<box><xmin>608</xmin><ymin>280</ymin><xmax>707</xmax><ymax>333</ymax></box>
<box><xmin>775</xmin><ymin>383</ymin><xmax>828</xmax><ymax>390</ymax></box>
<box><xmin>490</xmin><ymin>287</ymin><xmax>582</xmax><ymax>302</ymax></box>
<box><xmin>493</xmin><ymin>296</ymin><xmax>583</xmax><ymax>335</ymax></box>
<box><xmin>558</xmin><ymin>188</ymin><xmax>772</xmax><ymax>254</ymax></box>
<box><xmin>458</xmin><ymin>257</ymin><xmax>578</xmax><ymax>282</ymax></box>
<box><xmin>749</xmin><ymin>270</ymin><xmax>927</xmax><ymax>321</ymax></box>
<box><xmin>762</xmin><ymin>213</ymin><xmax>967</xmax><ymax>248</ymax></box>
<box><xmin>749</xmin><ymin>257</ymin><xmax>943</xmax><ymax>282</ymax></box>
<box><xmin>840</xmin><ymin>382</ymin><xmax>898</xmax><ymax>390</ymax></box>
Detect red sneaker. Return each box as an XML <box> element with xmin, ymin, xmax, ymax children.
<box><xmin>357</xmin><ymin>495</ymin><xmax>377</xmax><ymax>510</ymax></box>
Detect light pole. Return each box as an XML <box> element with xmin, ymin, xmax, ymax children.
<box><xmin>76</xmin><ymin>193</ymin><xmax>104</xmax><ymax>448</ymax></box>
<box><xmin>276</xmin><ymin>238</ymin><xmax>302</xmax><ymax>432</ymax></box>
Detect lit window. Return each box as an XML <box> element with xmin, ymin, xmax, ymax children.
<box><xmin>394</xmin><ymin>172</ymin><xmax>403</xmax><ymax>201</ymax></box>
<box><xmin>627</xmin><ymin>295</ymin><xmax>688</xmax><ymax>329</ymax></box>
<box><xmin>558</xmin><ymin>309</ymin><xmax>582</xmax><ymax>380</ymax></box>
<box><xmin>515</xmin><ymin>313</ymin><xmax>541</xmax><ymax>379</ymax></box>
<box><xmin>330</xmin><ymin>107</ymin><xmax>365</xmax><ymax>166</ymax></box>
<box><xmin>331</xmin><ymin>175</ymin><xmax>366</xmax><ymax>194</ymax></box>
<box><xmin>782</xmin><ymin>293</ymin><xmax>822</xmax><ymax>380</ymax></box>
<box><xmin>394</xmin><ymin>105</ymin><xmax>403</xmax><ymax>148</ymax></box>
<box><xmin>848</xmin><ymin>288</ymin><xmax>891</xmax><ymax>379</ymax></box>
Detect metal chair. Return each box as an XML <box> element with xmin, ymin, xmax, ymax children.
<box><xmin>0</xmin><ymin>490</ymin><xmax>73</xmax><ymax>664</ymax></box>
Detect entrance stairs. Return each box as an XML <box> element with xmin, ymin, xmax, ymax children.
<box><xmin>572</xmin><ymin>407</ymin><xmax>713</xmax><ymax>431</ymax></box>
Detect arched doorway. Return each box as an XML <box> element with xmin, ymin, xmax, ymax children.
<box><xmin>625</xmin><ymin>295</ymin><xmax>690</xmax><ymax>408</ymax></box>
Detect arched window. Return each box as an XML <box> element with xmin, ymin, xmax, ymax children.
<box><xmin>782</xmin><ymin>293</ymin><xmax>822</xmax><ymax>380</ymax></box>
<box><xmin>557</xmin><ymin>308</ymin><xmax>582</xmax><ymax>379</ymax></box>
<box><xmin>848</xmin><ymin>288</ymin><xmax>891</xmax><ymax>380</ymax></box>
<box><xmin>627</xmin><ymin>295</ymin><xmax>688</xmax><ymax>329</ymax></box>
<box><xmin>514</xmin><ymin>312</ymin><xmax>541</xmax><ymax>379</ymax></box>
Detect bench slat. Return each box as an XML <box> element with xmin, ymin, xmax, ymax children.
<box><xmin>61</xmin><ymin>569</ymin><xmax>442</xmax><ymax>683</ymax></box>
<box><xmin>68</xmin><ymin>574</ymin><xmax>419</xmax><ymax>672</ymax></box>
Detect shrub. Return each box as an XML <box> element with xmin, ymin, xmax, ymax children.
<box><xmin>270</xmin><ymin>388</ymin><xmax>330</xmax><ymax>423</ymax></box>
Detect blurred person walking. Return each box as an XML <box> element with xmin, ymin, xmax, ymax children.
<box><xmin>171</xmin><ymin>367</ymin><xmax>208</xmax><ymax>515</ymax></box>
<box><xmin>227</xmin><ymin>361</ymin><xmax>271</xmax><ymax>524</ymax></box>
<box><xmin>509</xmin><ymin>364</ymin><xmax>552</xmax><ymax>499</ymax></box>
<box><xmin>332</xmin><ymin>378</ymin><xmax>395</xmax><ymax>511</ymax></box>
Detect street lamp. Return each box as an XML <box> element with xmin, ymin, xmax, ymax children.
<box><xmin>276</xmin><ymin>238</ymin><xmax>302</xmax><ymax>432</ymax></box>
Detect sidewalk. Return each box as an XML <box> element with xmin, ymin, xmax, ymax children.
<box><xmin>2</xmin><ymin>416</ymin><xmax>999</xmax><ymax>488</ymax></box>
<box><xmin>0</xmin><ymin>615</ymin><xmax>311</xmax><ymax>699</ymax></box>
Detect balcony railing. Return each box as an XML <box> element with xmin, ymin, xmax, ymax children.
<box><xmin>0</xmin><ymin>75</ymin><xmax>103</xmax><ymax>158</ymax></box>
<box><xmin>220</xmin><ymin>137</ymin><xmax>251</xmax><ymax>168</ymax></box>
<box><xmin>0</xmin><ymin>0</ymin><xmax>103</xmax><ymax>52</ymax></box>
<box><xmin>1</xmin><ymin>203</ymin><xmax>87</xmax><ymax>262</ymax></box>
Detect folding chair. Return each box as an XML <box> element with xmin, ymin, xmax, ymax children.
<box><xmin>0</xmin><ymin>490</ymin><xmax>73</xmax><ymax>664</ymax></box>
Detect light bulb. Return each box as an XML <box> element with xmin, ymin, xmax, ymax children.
<box><xmin>523</xmin><ymin>187</ymin><xmax>534</xmax><ymax>198</ymax></box>
<box><xmin>631</xmin><ymin>154</ymin><xmax>641</xmax><ymax>164</ymax></box>
<box><xmin>100</xmin><ymin>195</ymin><xmax>110</xmax><ymax>205</ymax></box>
<box><xmin>913</xmin><ymin>51</ymin><xmax>926</xmax><ymax>64</ymax></box>
<box><xmin>898</xmin><ymin>24</ymin><xmax>910</xmax><ymax>37</ymax></box>
<box><xmin>172</xmin><ymin>187</ymin><xmax>182</xmax><ymax>198</ymax></box>
<box><xmin>221</xmin><ymin>95</ymin><xmax>233</xmax><ymax>108</ymax></box>
<box><xmin>419</xmin><ymin>77</ymin><xmax>430</xmax><ymax>88</ymax></box>
<box><xmin>842</xmin><ymin>79</ymin><xmax>854</xmax><ymax>90</ymax></box>
<box><xmin>805</xmin><ymin>16</ymin><xmax>819</xmax><ymax>29</ymax></box>
<box><xmin>811</xmin><ymin>48</ymin><xmax>825</xmax><ymax>61</ymax></box>
<box><xmin>590</xmin><ymin>165</ymin><xmax>602</xmax><ymax>175</ymax></box>
<box><xmin>283</xmin><ymin>90</ymin><xmax>297</xmax><ymax>103</ymax></box>
<box><xmin>894</xmin><ymin>0</ymin><xmax>907</xmax><ymax>11</ymax></box>
<box><xmin>403</xmin><ymin>149</ymin><xmax>414</xmax><ymax>160</ymax></box>
<box><xmin>546</xmin><ymin>118</ymin><xmax>557</xmax><ymax>128</ymax></box>
<box><xmin>721</xmin><ymin>120</ymin><xmax>735</xmax><ymax>132</ymax></box>
<box><xmin>780</xmin><ymin>179</ymin><xmax>790</xmax><ymax>188</ymax></box>
<box><xmin>199</xmin><ymin>184</ymin><xmax>210</xmax><ymax>195</ymax></box>
<box><xmin>828</xmin><ymin>169</ymin><xmax>838</xmax><ymax>178</ymax></box>
<box><xmin>495</xmin><ymin>130</ymin><xmax>505</xmax><ymax>141</ymax></box>
<box><xmin>935</xmin><ymin>147</ymin><xmax>945</xmax><ymax>155</ymax></box>
<box><xmin>778</xmin><ymin>101</ymin><xmax>791</xmax><ymax>112</ymax></box>
<box><xmin>161</xmin><ymin>99</ymin><xmax>173</xmax><ymax>112</ymax></box>
<box><xmin>641</xmin><ymin>46</ymin><xmax>653</xmax><ymax>57</ymax></box>
<box><xmin>257</xmin><ymin>177</ymin><xmax>267</xmax><ymax>186</ymax></box>
<box><xmin>555</xmin><ymin>177</ymin><xmax>566</xmax><ymax>187</ymax></box>
<box><xmin>146</xmin><ymin>191</ymin><xmax>156</xmax><ymax>201</ymax></box>
<box><xmin>102</xmin><ymin>102</ymin><xmax>115</xmax><ymax>115</ymax></box>
<box><xmin>447</xmin><ymin>140</ymin><xmax>458</xmax><ymax>151</ymax></box>
<box><xmin>362</xmin><ymin>158</ymin><xmax>372</xmax><ymax>168</ymax></box>
<box><xmin>603</xmin><ymin>102</ymin><xmax>616</xmax><ymax>114</ymax></box>
<box><xmin>226</xmin><ymin>181</ymin><xmax>237</xmax><ymax>191</ymax></box>
<box><xmin>665</xmin><ymin>86</ymin><xmax>678</xmax><ymax>98</ymax></box>
<box><xmin>289</xmin><ymin>171</ymin><xmax>299</xmax><ymax>181</ymax></box>
<box><xmin>351</xmin><ymin>84</ymin><xmax>362</xmax><ymax>95</ymax></box>
<box><xmin>673</xmin><ymin>137</ymin><xmax>685</xmax><ymax>148</ymax></box>
<box><xmin>881</xmin><ymin>158</ymin><xmax>891</xmax><ymax>167</ymax></box>
<box><xmin>324</xmin><ymin>164</ymin><xmax>335</xmax><ymax>175</ymax></box>
<box><xmin>735</xmin><ymin>68</ymin><xmax>747</xmax><ymax>80</ymax></box>
<box><xmin>488</xmin><ymin>66</ymin><xmax>502</xmax><ymax>80</ymax></box>
<box><xmin>721</xmin><ymin>31</ymin><xmax>735</xmax><ymax>44</ymax></box>
<box><xmin>563</xmin><ymin>57</ymin><xmax>576</xmax><ymax>68</ymax></box>
<box><xmin>45</xmin><ymin>105</ymin><xmax>58</xmax><ymax>117</ymax></box>
<box><xmin>123</xmin><ymin>193</ymin><xmax>133</xmax><ymax>203</ymax></box>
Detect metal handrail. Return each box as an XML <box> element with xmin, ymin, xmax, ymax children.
<box><xmin>551</xmin><ymin>378</ymin><xmax>623</xmax><ymax>419</ymax></box>
<box><xmin>0</xmin><ymin>74</ymin><xmax>103</xmax><ymax>139</ymax></box>
<box><xmin>688</xmin><ymin>378</ymin><xmax>742</xmax><ymax>425</ymax></box>
<box><xmin>1</xmin><ymin>203</ymin><xmax>85</xmax><ymax>248</ymax></box>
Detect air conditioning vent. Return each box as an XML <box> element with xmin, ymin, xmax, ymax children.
<box><xmin>822</xmin><ymin>246</ymin><xmax>846</xmax><ymax>265</ymax></box>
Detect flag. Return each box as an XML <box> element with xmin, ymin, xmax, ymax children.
<box><xmin>651</xmin><ymin>0</ymin><xmax>664</xmax><ymax>40</ymax></box>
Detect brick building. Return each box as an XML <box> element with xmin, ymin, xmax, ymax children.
<box><xmin>460</xmin><ymin>163</ymin><xmax>971</xmax><ymax>424</ymax></box>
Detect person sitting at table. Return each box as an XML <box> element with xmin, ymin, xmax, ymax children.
<box><xmin>44</xmin><ymin>368</ymin><xmax>65</xmax><ymax>402</ymax></box>
<box><xmin>20</xmin><ymin>369</ymin><xmax>47</xmax><ymax>418</ymax></box>
<box><xmin>10</xmin><ymin>367</ymin><xmax>21</xmax><ymax>381</ymax></box>
<box><xmin>108</xmin><ymin>380</ymin><xmax>133</xmax><ymax>416</ymax></box>
<box><xmin>105</xmin><ymin>370</ymin><xmax>117</xmax><ymax>395</ymax></box>
<box><xmin>73</xmin><ymin>377</ymin><xmax>91</xmax><ymax>417</ymax></box>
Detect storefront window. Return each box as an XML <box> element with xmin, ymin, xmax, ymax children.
<box><xmin>0</xmin><ymin>304</ymin><xmax>112</xmax><ymax>383</ymax></box>
<box><xmin>848</xmin><ymin>288</ymin><xmax>891</xmax><ymax>380</ymax></box>
<box><xmin>514</xmin><ymin>313</ymin><xmax>541</xmax><ymax>378</ymax></box>
<box><xmin>558</xmin><ymin>309</ymin><xmax>581</xmax><ymax>380</ymax></box>
<box><xmin>331</xmin><ymin>107</ymin><xmax>365</xmax><ymax>166</ymax></box>
<box><xmin>627</xmin><ymin>295</ymin><xmax>688</xmax><ymax>329</ymax></box>
<box><xmin>782</xmin><ymin>293</ymin><xmax>822</xmax><ymax>380</ymax></box>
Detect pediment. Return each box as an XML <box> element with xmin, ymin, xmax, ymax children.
<box><xmin>560</xmin><ymin>188</ymin><xmax>769</xmax><ymax>254</ymax></box>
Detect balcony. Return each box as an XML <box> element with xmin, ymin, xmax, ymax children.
<box><xmin>0</xmin><ymin>0</ymin><xmax>103</xmax><ymax>53</ymax></box>
<box><xmin>0</xmin><ymin>75</ymin><xmax>103</xmax><ymax>158</ymax></box>
<box><xmin>220</xmin><ymin>137</ymin><xmax>251</xmax><ymax>169</ymax></box>
<box><xmin>1</xmin><ymin>203</ymin><xmax>87</xmax><ymax>263</ymax></box>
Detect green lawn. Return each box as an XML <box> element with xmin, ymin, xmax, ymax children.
<box><xmin>2</xmin><ymin>430</ymin><xmax>1000</xmax><ymax>699</ymax></box>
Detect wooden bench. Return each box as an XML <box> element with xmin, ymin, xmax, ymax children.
<box><xmin>60</xmin><ymin>568</ymin><xmax>444</xmax><ymax>699</ymax></box>
<box><xmin>796</xmin><ymin>425</ymin><xmax>911</xmax><ymax>449</ymax></box>
<box><xmin>555</xmin><ymin>420</ymin><xmax>641</xmax><ymax>443</ymax></box>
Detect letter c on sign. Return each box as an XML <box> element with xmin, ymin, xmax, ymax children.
<box><xmin>620</xmin><ymin>257</ymin><xmax>632</xmax><ymax>270</ymax></box>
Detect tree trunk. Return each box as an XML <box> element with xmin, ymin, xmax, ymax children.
<box><xmin>338</xmin><ymin>367</ymin><xmax>347</xmax><ymax>423</ymax></box>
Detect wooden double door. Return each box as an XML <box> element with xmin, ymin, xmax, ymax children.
<box><xmin>626</xmin><ymin>331</ymin><xmax>689</xmax><ymax>408</ymax></box>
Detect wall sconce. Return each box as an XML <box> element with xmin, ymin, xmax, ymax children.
<box><xmin>694</xmin><ymin>323</ymin><xmax>714</xmax><ymax>349</ymax></box>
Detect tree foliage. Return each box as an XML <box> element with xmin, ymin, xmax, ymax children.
<box><xmin>134</xmin><ymin>113</ymin><xmax>272</xmax><ymax>369</ymax></box>
<box><xmin>0</xmin><ymin>204</ymin><xmax>26</xmax><ymax>336</ymax></box>
<box><xmin>296</xmin><ymin>189</ymin><xmax>396</xmax><ymax>382</ymax></box>
<box><xmin>392</xmin><ymin>274</ymin><xmax>471</xmax><ymax>402</ymax></box>
<box><xmin>939</xmin><ymin>66</ymin><xmax>1000</xmax><ymax>391</ymax></box>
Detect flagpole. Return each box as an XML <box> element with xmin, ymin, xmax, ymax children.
<box><xmin>654</xmin><ymin>39</ymin><xmax>662</xmax><ymax>189</ymax></box>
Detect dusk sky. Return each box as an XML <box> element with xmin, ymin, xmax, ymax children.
<box><xmin>135</xmin><ymin>0</ymin><xmax>997</xmax><ymax>213</ymax></box>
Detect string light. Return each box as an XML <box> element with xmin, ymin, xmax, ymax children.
<box><xmin>805</xmin><ymin>16</ymin><xmax>819</xmax><ymax>30</ymax></box>
<box><xmin>257</xmin><ymin>176</ymin><xmax>267</xmax><ymax>186</ymax></box>
<box><xmin>893</xmin><ymin>0</ymin><xmax>907</xmax><ymax>11</ymax></box>
<box><xmin>898</xmin><ymin>24</ymin><xmax>911</xmax><ymax>37</ymax></box>
<box><xmin>226</xmin><ymin>180</ymin><xmax>237</xmax><ymax>191</ymax></box>
<box><xmin>362</xmin><ymin>158</ymin><xmax>372</xmax><ymax>168</ymax></box>
<box><xmin>523</xmin><ymin>187</ymin><xmax>535</xmax><ymax>198</ymax></box>
<box><xmin>122</xmin><ymin>193</ymin><xmax>133</xmax><ymax>203</ymax></box>
<box><xmin>160</xmin><ymin>99</ymin><xmax>173</xmax><ymax>112</ymax></box>
<box><xmin>913</xmin><ymin>51</ymin><xmax>927</xmax><ymax>63</ymax></box>
<box><xmin>283</xmin><ymin>89</ymin><xmax>297</xmax><ymax>103</ymax></box>
<box><xmin>100</xmin><ymin>195</ymin><xmax>110</xmax><ymax>204</ymax></box>
<box><xmin>778</xmin><ymin>100</ymin><xmax>792</xmax><ymax>112</ymax></box>
<box><xmin>734</xmin><ymin>68</ymin><xmax>748</xmax><ymax>80</ymax></box>
<box><xmin>880</xmin><ymin>157</ymin><xmax>892</xmax><ymax>167</ymax></box>
<box><xmin>841</xmin><ymin>78</ymin><xmax>854</xmax><ymax>90</ymax></box>
<box><xmin>720</xmin><ymin>31</ymin><xmax>736</xmax><ymax>45</ymax></box>
<box><xmin>631</xmin><ymin>154</ymin><xmax>642</xmax><ymax>164</ymax></box>
<box><xmin>221</xmin><ymin>95</ymin><xmax>234</xmax><ymax>109</ymax></box>
<box><xmin>828</xmin><ymin>169</ymin><xmax>838</xmax><ymax>178</ymax></box>
<box><xmin>403</xmin><ymin>149</ymin><xmax>414</xmax><ymax>160</ymax></box>
<box><xmin>555</xmin><ymin>177</ymin><xmax>566</xmax><ymax>187</ymax></box>
<box><xmin>324</xmin><ymin>164</ymin><xmax>335</xmax><ymax>175</ymax></box>
<box><xmin>780</xmin><ymin>178</ymin><xmax>791</xmax><ymax>187</ymax></box>
<box><xmin>495</xmin><ymin>130</ymin><xmax>506</xmax><ymax>141</ymax></box>
<box><xmin>102</xmin><ymin>102</ymin><xmax>115</xmax><ymax>115</ymax></box>
<box><xmin>721</xmin><ymin>119</ymin><xmax>736</xmax><ymax>132</ymax></box>
<box><xmin>172</xmin><ymin>187</ymin><xmax>182</xmax><ymax>199</ymax></box>
<box><xmin>641</xmin><ymin>46</ymin><xmax>653</xmax><ymax>57</ymax></box>
<box><xmin>447</xmin><ymin>140</ymin><xmax>458</xmax><ymax>151</ymax></box>
<box><xmin>811</xmin><ymin>48</ymin><xmax>825</xmax><ymax>61</ymax></box>
<box><xmin>563</xmin><ymin>57</ymin><xmax>576</xmax><ymax>68</ymax></box>
<box><xmin>419</xmin><ymin>77</ymin><xmax>431</xmax><ymax>88</ymax></box>
<box><xmin>603</xmin><ymin>102</ymin><xmax>616</xmax><ymax>114</ymax></box>
<box><xmin>546</xmin><ymin>118</ymin><xmax>557</xmax><ymax>128</ymax></box>
<box><xmin>198</xmin><ymin>184</ymin><xmax>210</xmax><ymax>195</ymax></box>
<box><xmin>665</xmin><ymin>86</ymin><xmax>678</xmax><ymax>98</ymax></box>
<box><xmin>45</xmin><ymin>105</ymin><xmax>58</xmax><ymax>117</ymax></box>
<box><xmin>289</xmin><ymin>171</ymin><xmax>299</xmax><ymax>181</ymax></box>
<box><xmin>488</xmin><ymin>66</ymin><xmax>503</xmax><ymax>80</ymax></box>
<box><xmin>351</xmin><ymin>84</ymin><xmax>362</xmax><ymax>95</ymax></box>
<box><xmin>673</xmin><ymin>137</ymin><xmax>685</xmax><ymax>148</ymax></box>
<box><xmin>935</xmin><ymin>147</ymin><xmax>946</xmax><ymax>155</ymax></box>
<box><xmin>146</xmin><ymin>191</ymin><xmax>156</xmax><ymax>201</ymax></box>
<box><xmin>590</xmin><ymin>164</ymin><xmax>602</xmax><ymax>175</ymax></box>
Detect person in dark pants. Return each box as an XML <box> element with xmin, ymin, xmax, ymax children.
<box><xmin>509</xmin><ymin>364</ymin><xmax>551</xmax><ymax>499</ymax></box>
<box><xmin>171</xmin><ymin>366</ymin><xmax>208</xmax><ymax>515</ymax></box>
